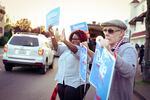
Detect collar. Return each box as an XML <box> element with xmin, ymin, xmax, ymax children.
<box><xmin>111</xmin><ymin>38</ymin><xmax>128</xmax><ymax>53</ymax></box>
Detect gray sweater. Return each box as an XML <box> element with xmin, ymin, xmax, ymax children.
<box><xmin>109</xmin><ymin>43</ymin><xmax>138</xmax><ymax>100</ymax></box>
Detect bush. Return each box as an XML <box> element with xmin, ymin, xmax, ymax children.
<box><xmin>0</xmin><ymin>36</ymin><xmax>6</xmax><ymax>46</ymax></box>
<box><xmin>0</xmin><ymin>31</ymin><xmax>12</xmax><ymax>46</ymax></box>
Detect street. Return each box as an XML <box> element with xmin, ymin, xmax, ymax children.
<box><xmin>0</xmin><ymin>53</ymin><xmax>58</xmax><ymax>100</ymax></box>
<box><xmin>0</xmin><ymin>50</ymin><xmax>141</xmax><ymax>100</ymax></box>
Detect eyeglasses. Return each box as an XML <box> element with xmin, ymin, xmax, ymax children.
<box><xmin>103</xmin><ymin>28</ymin><xmax>121</xmax><ymax>34</ymax></box>
<box><xmin>72</xmin><ymin>38</ymin><xmax>80</xmax><ymax>40</ymax></box>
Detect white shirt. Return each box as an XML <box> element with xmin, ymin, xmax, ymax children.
<box><xmin>55</xmin><ymin>43</ymin><xmax>85</xmax><ymax>88</ymax></box>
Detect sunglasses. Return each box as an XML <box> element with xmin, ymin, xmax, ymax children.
<box><xmin>103</xmin><ymin>28</ymin><xmax>121</xmax><ymax>34</ymax></box>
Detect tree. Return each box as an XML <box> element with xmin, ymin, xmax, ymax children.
<box><xmin>0</xmin><ymin>16</ymin><xmax>13</xmax><ymax>46</ymax></box>
<box><xmin>13</xmin><ymin>18</ymin><xmax>32</xmax><ymax>33</ymax></box>
<box><xmin>4</xmin><ymin>24</ymin><xmax>12</xmax><ymax>33</ymax></box>
<box><xmin>144</xmin><ymin>0</ymin><xmax>150</xmax><ymax>81</ymax></box>
<box><xmin>4</xmin><ymin>24</ymin><xmax>12</xmax><ymax>41</ymax></box>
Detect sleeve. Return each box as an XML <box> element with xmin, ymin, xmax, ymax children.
<box><xmin>71</xmin><ymin>45</ymin><xmax>80</xmax><ymax>60</ymax></box>
<box><xmin>74</xmin><ymin>45</ymin><xmax>92</xmax><ymax>62</ymax></box>
<box><xmin>55</xmin><ymin>43</ymin><xmax>67</xmax><ymax>56</ymax></box>
<box><xmin>115</xmin><ymin>46</ymin><xmax>138</xmax><ymax>78</ymax></box>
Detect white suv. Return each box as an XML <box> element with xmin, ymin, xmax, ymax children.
<box><xmin>3</xmin><ymin>32</ymin><xmax>54</xmax><ymax>74</ymax></box>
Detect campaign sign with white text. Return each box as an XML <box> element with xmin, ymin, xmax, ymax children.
<box><xmin>89</xmin><ymin>43</ymin><xmax>116</xmax><ymax>100</ymax></box>
<box><xmin>70</xmin><ymin>22</ymin><xmax>88</xmax><ymax>33</ymax></box>
<box><xmin>46</xmin><ymin>7</ymin><xmax>60</xmax><ymax>29</ymax></box>
<box><xmin>79</xmin><ymin>45</ymin><xmax>87</xmax><ymax>82</ymax></box>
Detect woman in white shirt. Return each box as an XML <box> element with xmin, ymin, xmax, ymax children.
<box><xmin>48</xmin><ymin>27</ymin><xmax>90</xmax><ymax>100</ymax></box>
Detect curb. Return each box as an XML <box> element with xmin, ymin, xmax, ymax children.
<box><xmin>133</xmin><ymin>89</ymin><xmax>147</xmax><ymax>100</ymax></box>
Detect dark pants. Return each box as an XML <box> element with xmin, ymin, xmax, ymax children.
<box><xmin>139</xmin><ymin>56</ymin><xmax>143</xmax><ymax>72</ymax></box>
<box><xmin>57</xmin><ymin>83</ymin><xmax>90</xmax><ymax>100</ymax></box>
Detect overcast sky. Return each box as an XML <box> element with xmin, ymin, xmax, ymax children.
<box><xmin>1</xmin><ymin>0</ymin><xmax>134</xmax><ymax>33</ymax></box>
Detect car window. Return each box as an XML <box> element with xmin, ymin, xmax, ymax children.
<box><xmin>9</xmin><ymin>36</ymin><xmax>39</xmax><ymax>47</ymax></box>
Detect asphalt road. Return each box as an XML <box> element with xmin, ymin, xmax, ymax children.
<box><xmin>0</xmin><ymin>50</ymin><xmax>141</xmax><ymax>100</ymax></box>
<box><xmin>0</xmin><ymin>54</ymin><xmax>58</xmax><ymax>100</ymax></box>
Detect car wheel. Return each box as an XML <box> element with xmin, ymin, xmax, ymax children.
<box><xmin>49</xmin><ymin>57</ymin><xmax>54</xmax><ymax>69</ymax></box>
<box><xmin>5</xmin><ymin>65</ymin><xmax>13</xmax><ymax>71</ymax></box>
<box><xmin>49</xmin><ymin>64</ymin><xmax>53</xmax><ymax>69</ymax></box>
<box><xmin>39</xmin><ymin>66</ymin><xmax>47</xmax><ymax>74</ymax></box>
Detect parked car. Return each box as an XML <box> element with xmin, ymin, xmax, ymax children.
<box><xmin>2</xmin><ymin>32</ymin><xmax>54</xmax><ymax>74</ymax></box>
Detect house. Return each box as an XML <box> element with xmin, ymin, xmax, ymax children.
<box><xmin>0</xmin><ymin>4</ymin><xmax>5</xmax><ymax>37</ymax></box>
<box><xmin>129</xmin><ymin>0</ymin><xmax>147</xmax><ymax>46</ymax></box>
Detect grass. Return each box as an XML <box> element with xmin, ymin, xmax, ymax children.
<box><xmin>136</xmin><ymin>80</ymin><xmax>150</xmax><ymax>85</ymax></box>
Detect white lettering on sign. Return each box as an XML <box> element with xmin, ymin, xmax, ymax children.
<box><xmin>95</xmin><ymin>49</ymin><xmax>107</xmax><ymax>79</ymax></box>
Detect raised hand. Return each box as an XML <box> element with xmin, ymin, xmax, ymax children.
<box><xmin>81</xmin><ymin>42</ymin><xmax>89</xmax><ymax>48</ymax></box>
<box><xmin>60</xmin><ymin>28</ymin><xmax>66</xmax><ymax>42</ymax></box>
<box><xmin>48</xmin><ymin>25</ymin><xmax>54</xmax><ymax>36</ymax></box>
<box><xmin>96</xmin><ymin>36</ymin><xmax>104</xmax><ymax>43</ymax></box>
<box><xmin>96</xmin><ymin>36</ymin><xmax>110</xmax><ymax>51</ymax></box>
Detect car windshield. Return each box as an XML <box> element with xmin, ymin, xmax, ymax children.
<box><xmin>9</xmin><ymin>36</ymin><xmax>39</xmax><ymax>47</ymax></box>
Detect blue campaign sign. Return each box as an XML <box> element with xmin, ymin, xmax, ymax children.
<box><xmin>79</xmin><ymin>45</ymin><xmax>87</xmax><ymax>82</ymax></box>
<box><xmin>89</xmin><ymin>43</ymin><xmax>116</xmax><ymax>100</ymax></box>
<box><xmin>70</xmin><ymin>22</ymin><xmax>88</xmax><ymax>33</ymax></box>
<box><xmin>46</xmin><ymin>7</ymin><xmax>60</xmax><ymax>29</ymax></box>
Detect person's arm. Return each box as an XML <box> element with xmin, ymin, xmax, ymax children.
<box><xmin>48</xmin><ymin>26</ymin><xmax>58</xmax><ymax>51</ymax></box>
<box><xmin>115</xmin><ymin>44</ymin><xmax>138</xmax><ymax>78</ymax></box>
<box><xmin>63</xmin><ymin>39</ymin><xmax>78</xmax><ymax>54</ymax></box>
<box><xmin>87</xmin><ymin>48</ymin><xmax>94</xmax><ymax>58</ymax></box>
<box><xmin>81</xmin><ymin>42</ymin><xmax>94</xmax><ymax>59</ymax></box>
<box><xmin>59</xmin><ymin>29</ymin><xmax>78</xmax><ymax>54</ymax></box>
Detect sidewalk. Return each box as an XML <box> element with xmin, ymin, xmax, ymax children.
<box><xmin>0</xmin><ymin>48</ymin><xmax>3</xmax><ymax>56</ymax></box>
<box><xmin>133</xmin><ymin>65</ymin><xmax>150</xmax><ymax>100</ymax></box>
<box><xmin>0</xmin><ymin>48</ymin><xmax>3</xmax><ymax>52</ymax></box>
<box><xmin>85</xmin><ymin>64</ymin><xmax>150</xmax><ymax>100</ymax></box>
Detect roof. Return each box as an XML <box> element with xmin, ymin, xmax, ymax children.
<box><xmin>138</xmin><ymin>11</ymin><xmax>147</xmax><ymax>18</ymax></box>
<box><xmin>129</xmin><ymin>11</ymin><xmax>147</xmax><ymax>25</ymax></box>
<box><xmin>130</xmin><ymin>0</ymin><xmax>140</xmax><ymax>3</ymax></box>
<box><xmin>88</xmin><ymin>24</ymin><xmax>102</xmax><ymax>31</ymax></box>
<box><xmin>131</xmin><ymin>30</ymin><xmax>146</xmax><ymax>38</ymax></box>
<box><xmin>87</xmin><ymin>23</ymin><xmax>104</xmax><ymax>38</ymax></box>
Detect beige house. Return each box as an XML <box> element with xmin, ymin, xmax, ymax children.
<box><xmin>0</xmin><ymin>4</ymin><xmax>5</xmax><ymax>37</ymax></box>
<box><xmin>129</xmin><ymin>0</ymin><xmax>147</xmax><ymax>46</ymax></box>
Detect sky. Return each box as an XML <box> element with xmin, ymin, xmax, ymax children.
<box><xmin>1</xmin><ymin>0</ymin><xmax>133</xmax><ymax>33</ymax></box>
